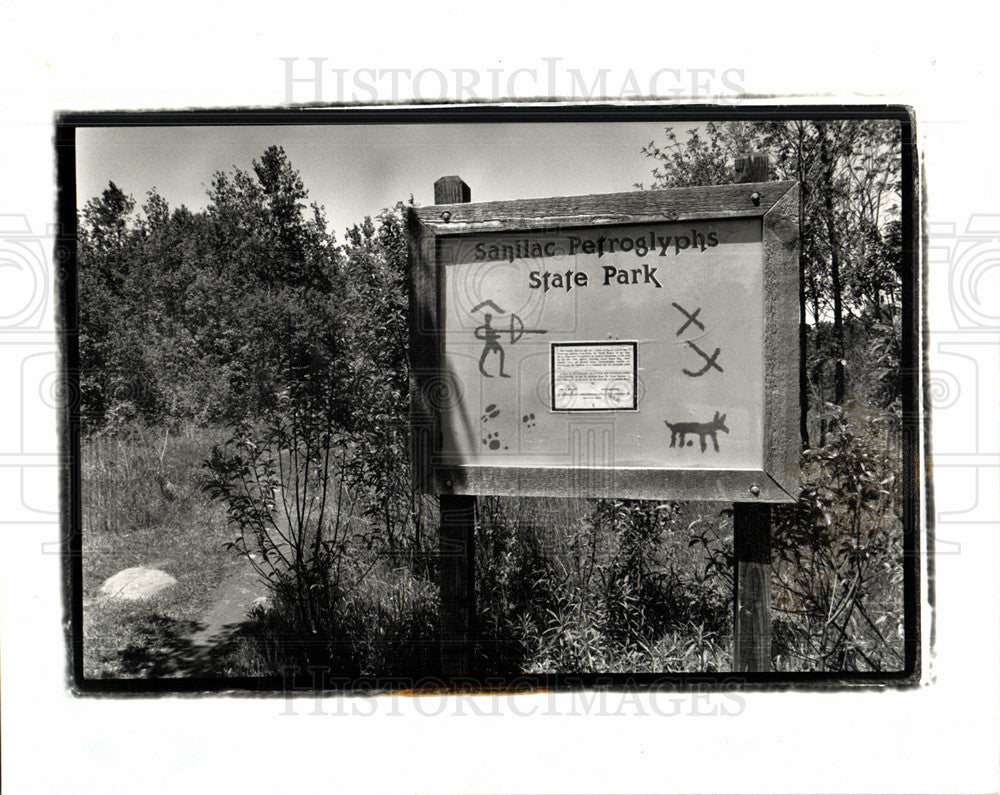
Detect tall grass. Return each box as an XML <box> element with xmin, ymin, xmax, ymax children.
<box><xmin>475</xmin><ymin>497</ymin><xmax>733</xmax><ymax>673</ymax></box>
<box><xmin>82</xmin><ymin>423</ymin><xmax>240</xmax><ymax>677</ymax></box>
<box><xmin>228</xmin><ymin>493</ymin><xmax>735</xmax><ymax>676</ymax></box>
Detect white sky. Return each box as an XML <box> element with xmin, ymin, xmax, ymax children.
<box><xmin>76</xmin><ymin>122</ymin><xmax>694</xmax><ymax>238</ymax></box>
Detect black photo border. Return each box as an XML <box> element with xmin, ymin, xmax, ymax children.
<box><xmin>55</xmin><ymin>103</ymin><xmax>922</xmax><ymax>695</ymax></box>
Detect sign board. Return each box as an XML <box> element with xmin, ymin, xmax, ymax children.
<box><xmin>409</xmin><ymin>182</ymin><xmax>799</xmax><ymax>502</ymax></box>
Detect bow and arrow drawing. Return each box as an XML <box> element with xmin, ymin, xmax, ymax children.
<box><xmin>471</xmin><ymin>300</ymin><xmax>547</xmax><ymax>378</ymax></box>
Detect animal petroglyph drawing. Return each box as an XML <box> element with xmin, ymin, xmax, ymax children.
<box><xmin>664</xmin><ymin>411</ymin><xmax>729</xmax><ymax>453</ymax></box>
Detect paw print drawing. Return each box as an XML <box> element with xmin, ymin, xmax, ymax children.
<box><xmin>481</xmin><ymin>431</ymin><xmax>506</xmax><ymax>451</ymax></box>
<box><xmin>479</xmin><ymin>405</ymin><xmax>508</xmax><ymax>450</ymax></box>
<box><xmin>521</xmin><ymin>413</ymin><xmax>536</xmax><ymax>429</ymax></box>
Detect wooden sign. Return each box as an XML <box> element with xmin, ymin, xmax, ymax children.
<box><xmin>409</xmin><ymin>181</ymin><xmax>799</xmax><ymax>503</ymax></box>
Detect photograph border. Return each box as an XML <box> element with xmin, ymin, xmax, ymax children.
<box><xmin>56</xmin><ymin>103</ymin><xmax>922</xmax><ymax>694</ymax></box>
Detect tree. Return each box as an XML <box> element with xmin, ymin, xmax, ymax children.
<box><xmin>203</xmin><ymin>288</ymin><xmax>357</xmax><ymax>650</ymax></box>
<box><xmin>77</xmin><ymin>148</ymin><xmax>346</xmax><ymax>428</ymax></box>
<box><xmin>78</xmin><ymin>182</ymin><xmax>161</xmax><ymax>427</ymax></box>
<box><xmin>336</xmin><ymin>203</ymin><xmax>425</xmax><ymax>555</ymax></box>
<box><xmin>206</xmin><ymin>145</ymin><xmax>335</xmax><ymax>291</ymax></box>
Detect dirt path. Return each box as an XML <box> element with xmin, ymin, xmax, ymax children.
<box><xmin>187</xmin><ymin>565</ymin><xmax>268</xmax><ymax>664</ymax></box>
<box><xmin>159</xmin><ymin>556</ymin><xmax>269</xmax><ymax>677</ymax></box>
<box><xmin>167</xmin><ymin>488</ymin><xmax>291</xmax><ymax>677</ymax></box>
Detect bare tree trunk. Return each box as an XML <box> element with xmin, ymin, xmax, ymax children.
<box><xmin>819</xmin><ymin>125</ymin><xmax>846</xmax><ymax>405</ymax></box>
<box><xmin>809</xmin><ymin>272</ymin><xmax>826</xmax><ymax>446</ymax></box>
<box><xmin>795</xmin><ymin>122</ymin><xmax>810</xmax><ymax>449</ymax></box>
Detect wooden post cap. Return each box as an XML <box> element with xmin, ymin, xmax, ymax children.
<box><xmin>735</xmin><ymin>153</ymin><xmax>771</xmax><ymax>183</ymax></box>
<box><xmin>434</xmin><ymin>176</ymin><xmax>471</xmax><ymax>204</ymax></box>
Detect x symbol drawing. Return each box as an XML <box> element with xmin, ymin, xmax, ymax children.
<box><xmin>682</xmin><ymin>341</ymin><xmax>723</xmax><ymax>377</ymax></box>
<box><xmin>671</xmin><ymin>302</ymin><xmax>705</xmax><ymax>336</ymax></box>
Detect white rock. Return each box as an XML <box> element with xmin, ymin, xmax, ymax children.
<box><xmin>99</xmin><ymin>567</ymin><xmax>177</xmax><ymax>601</ymax></box>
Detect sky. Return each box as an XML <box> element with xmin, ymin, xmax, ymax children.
<box><xmin>75</xmin><ymin>121</ymin><xmax>696</xmax><ymax>238</ymax></box>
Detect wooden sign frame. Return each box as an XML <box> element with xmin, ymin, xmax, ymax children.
<box><xmin>408</xmin><ymin>180</ymin><xmax>800</xmax><ymax>503</ymax></box>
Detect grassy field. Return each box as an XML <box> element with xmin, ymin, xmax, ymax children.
<box><xmin>80</xmin><ymin>423</ymin><xmax>734</xmax><ymax>677</ymax></box>
<box><xmin>81</xmin><ymin>425</ymin><xmax>246</xmax><ymax>677</ymax></box>
<box><xmin>81</xmin><ymin>412</ymin><xmax>904</xmax><ymax>678</ymax></box>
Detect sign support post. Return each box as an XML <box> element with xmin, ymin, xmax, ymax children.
<box><xmin>733</xmin><ymin>153</ymin><xmax>773</xmax><ymax>673</ymax></box>
<box><xmin>434</xmin><ymin>176</ymin><xmax>476</xmax><ymax>678</ymax></box>
<box><xmin>733</xmin><ymin>501</ymin><xmax>772</xmax><ymax>671</ymax></box>
<box><xmin>438</xmin><ymin>492</ymin><xmax>476</xmax><ymax>678</ymax></box>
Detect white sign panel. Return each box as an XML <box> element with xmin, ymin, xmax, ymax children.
<box><xmin>437</xmin><ymin>217</ymin><xmax>765</xmax><ymax>471</ymax></box>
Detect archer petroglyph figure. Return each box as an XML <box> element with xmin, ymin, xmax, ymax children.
<box><xmin>471</xmin><ymin>300</ymin><xmax>547</xmax><ymax>379</ymax></box>
<box><xmin>664</xmin><ymin>412</ymin><xmax>729</xmax><ymax>453</ymax></box>
<box><xmin>475</xmin><ymin>313</ymin><xmax>510</xmax><ymax>378</ymax></box>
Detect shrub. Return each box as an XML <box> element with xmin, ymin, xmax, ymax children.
<box><xmin>771</xmin><ymin>403</ymin><xmax>904</xmax><ymax>671</ymax></box>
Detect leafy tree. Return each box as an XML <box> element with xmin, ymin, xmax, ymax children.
<box><xmin>77</xmin><ymin>148</ymin><xmax>346</xmax><ymax>429</ymax></box>
<box><xmin>78</xmin><ymin>182</ymin><xmax>161</xmax><ymax>427</ymax></box>
<box><xmin>336</xmin><ymin>203</ymin><xmax>426</xmax><ymax>556</ymax></box>
<box><xmin>206</xmin><ymin>145</ymin><xmax>335</xmax><ymax>292</ymax></box>
<box><xmin>771</xmin><ymin>406</ymin><xmax>903</xmax><ymax>671</ymax></box>
<box><xmin>203</xmin><ymin>290</ymin><xmax>357</xmax><ymax>649</ymax></box>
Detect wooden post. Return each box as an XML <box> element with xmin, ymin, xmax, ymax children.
<box><xmin>734</xmin><ymin>152</ymin><xmax>771</xmax><ymax>184</ymax></box>
<box><xmin>733</xmin><ymin>503</ymin><xmax>771</xmax><ymax>671</ymax></box>
<box><xmin>439</xmin><ymin>494</ymin><xmax>476</xmax><ymax>678</ymax></box>
<box><xmin>434</xmin><ymin>175</ymin><xmax>471</xmax><ymax>204</ymax></box>
<box><xmin>434</xmin><ymin>176</ymin><xmax>475</xmax><ymax>679</ymax></box>
<box><xmin>733</xmin><ymin>153</ymin><xmax>773</xmax><ymax>672</ymax></box>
